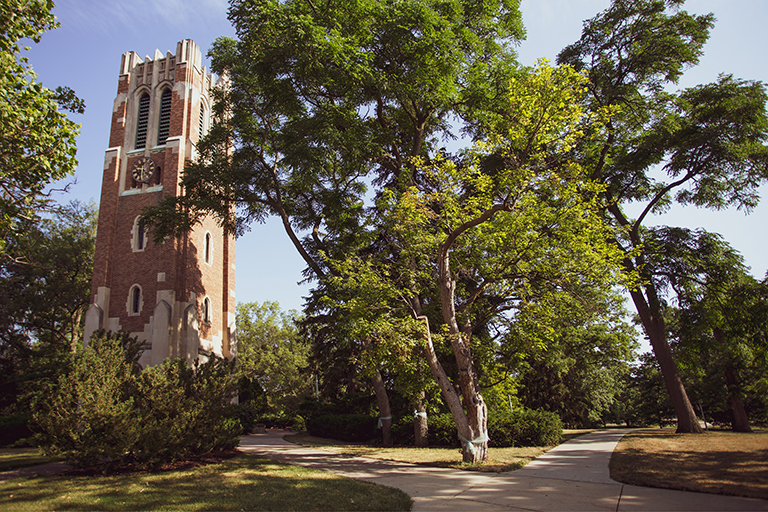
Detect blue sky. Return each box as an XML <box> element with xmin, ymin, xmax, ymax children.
<box><xmin>27</xmin><ymin>0</ymin><xmax>768</xmax><ymax>314</ymax></box>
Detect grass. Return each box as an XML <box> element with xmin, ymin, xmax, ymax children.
<box><xmin>0</xmin><ymin>452</ymin><xmax>412</xmax><ymax>511</ymax></box>
<box><xmin>610</xmin><ymin>428</ymin><xmax>768</xmax><ymax>500</ymax></box>
<box><xmin>0</xmin><ymin>449</ymin><xmax>62</xmax><ymax>472</ymax></box>
<box><xmin>285</xmin><ymin>432</ymin><xmax>565</xmax><ymax>472</ymax></box>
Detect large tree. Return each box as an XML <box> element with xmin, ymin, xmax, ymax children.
<box><xmin>327</xmin><ymin>62</ymin><xmax>625</xmax><ymax>462</ymax></box>
<box><xmin>557</xmin><ymin>0</ymin><xmax>768</xmax><ymax>433</ymax></box>
<box><xmin>142</xmin><ymin>0</ymin><xmax>525</xmax><ymax>451</ymax></box>
<box><xmin>647</xmin><ymin>227</ymin><xmax>768</xmax><ymax>431</ymax></box>
<box><xmin>0</xmin><ymin>0</ymin><xmax>84</xmax><ymax>259</ymax></box>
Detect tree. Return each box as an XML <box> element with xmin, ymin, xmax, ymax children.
<box><xmin>506</xmin><ymin>288</ymin><xmax>637</xmax><ymax>428</ymax></box>
<box><xmin>0</xmin><ymin>0</ymin><xmax>84</xmax><ymax>259</ymax></box>
<box><xmin>646</xmin><ymin>227</ymin><xmax>768</xmax><ymax>430</ymax></box>
<box><xmin>141</xmin><ymin>0</ymin><xmax>525</xmax><ymax>452</ymax></box>
<box><xmin>327</xmin><ymin>62</ymin><xmax>625</xmax><ymax>462</ymax></box>
<box><xmin>0</xmin><ymin>201</ymin><xmax>96</xmax><ymax>417</ymax></box>
<box><xmin>557</xmin><ymin>0</ymin><xmax>768</xmax><ymax>433</ymax></box>
<box><xmin>236</xmin><ymin>301</ymin><xmax>312</xmax><ymax>414</ymax></box>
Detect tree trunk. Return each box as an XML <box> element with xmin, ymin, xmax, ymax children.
<box><xmin>413</xmin><ymin>392</ymin><xmax>428</xmax><ymax>447</ymax></box>
<box><xmin>630</xmin><ymin>289</ymin><xmax>703</xmax><ymax>433</ymax></box>
<box><xmin>724</xmin><ymin>366</ymin><xmax>752</xmax><ymax>432</ymax></box>
<box><xmin>370</xmin><ymin>369</ymin><xmax>393</xmax><ymax>446</ymax></box>
<box><xmin>418</xmin><ymin>328</ymin><xmax>487</xmax><ymax>463</ymax></box>
<box><xmin>711</xmin><ymin>328</ymin><xmax>752</xmax><ymax>433</ymax></box>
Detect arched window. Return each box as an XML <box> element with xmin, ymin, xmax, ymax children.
<box><xmin>203</xmin><ymin>297</ymin><xmax>212</xmax><ymax>324</ymax></box>
<box><xmin>129</xmin><ymin>285</ymin><xmax>142</xmax><ymax>315</ymax></box>
<box><xmin>204</xmin><ymin>232</ymin><xmax>212</xmax><ymax>264</ymax></box>
<box><xmin>157</xmin><ymin>88</ymin><xmax>172</xmax><ymax>146</ymax></box>
<box><xmin>135</xmin><ymin>92</ymin><xmax>150</xmax><ymax>150</ymax></box>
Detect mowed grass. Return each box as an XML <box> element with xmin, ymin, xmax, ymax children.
<box><xmin>0</xmin><ymin>449</ymin><xmax>62</xmax><ymax>472</ymax></box>
<box><xmin>0</xmin><ymin>453</ymin><xmax>412</xmax><ymax>511</ymax></box>
<box><xmin>610</xmin><ymin>428</ymin><xmax>768</xmax><ymax>500</ymax></box>
<box><xmin>286</xmin><ymin>432</ymin><xmax>560</xmax><ymax>472</ymax></box>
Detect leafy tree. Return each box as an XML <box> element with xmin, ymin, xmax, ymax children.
<box><xmin>327</xmin><ymin>62</ymin><xmax>625</xmax><ymax>462</ymax></box>
<box><xmin>236</xmin><ymin>301</ymin><xmax>312</xmax><ymax>414</ymax></box>
<box><xmin>506</xmin><ymin>288</ymin><xmax>637</xmax><ymax>428</ymax></box>
<box><xmin>0</xmin><ymin>201</ymin><xmax>96</xmax><ymax>417</ymax></box>
<box><xmin>141</xmin><ymin>0</ymin><xmax>525</xmax><ymax>452</ymax></box>
<box><xmin>557</xmin><ymin>0</ymin><xmax>768</xmax><ymax>433</ymax></box>
<box><xmin>0</xmin><ymin>0</ymin><xmax>84</xmax><ymax>258</ymax></box>
<box><xmin>624</xmin><ymin>352</ymin><xmax>676</xmax><ymax>427</ymax></box>
<box><xmin>647</xmin><ymin>227</ymin><xmax>768</xmax><ymax>430</ymax></box>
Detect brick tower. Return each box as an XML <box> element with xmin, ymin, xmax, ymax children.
<box><xmin>83</xmin><ymin>40</ymin><xmax>236</xmax><ymax>367</ymax></box>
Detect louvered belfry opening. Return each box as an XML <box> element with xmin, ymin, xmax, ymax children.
<box><xmin>157</xmin><ymin>88</ymin><xmax>172</xmax><ymax>145</ymax></box>
<box><xmin>135</xmin><ymin>93</ymin><xmax>150</xmax><ymax>149</ymax></box>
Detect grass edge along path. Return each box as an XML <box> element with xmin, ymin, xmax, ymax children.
<box><xmin>0</xmin><ymin>452</ymin><xmax>412</xmax><ymax>511</ymax></box>
<box><xmin>284</xmin><ymin>430</ymin><xmax>597</xmax><ymax>473</ymax></box>
<box><xmin>610</xmin><ymin>428</ymin><xmax>768</xmax><ymax>501</ymax></box>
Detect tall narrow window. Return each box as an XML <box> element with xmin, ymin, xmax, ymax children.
<box><xmin>203</xmin><ymin>297</ymin><xmax>211</xmax><ymax>324</ymax></box>
<box><xmin>157</xmin><ymin>89</ymin><xmax>172</xmax><ymax>145</ymax></box>
<box><xmin>199</xmin><ymin>105</ymin><xmax>206</xmax><ymax>140</ymax></box>
<box><xmin>135</xmin><ymin>93</ymin><xmax>150</xmax><ymax>149</ymax></box>
<box><xmin>131</xmin><ymin>286</ymin><xmax>142</xmax><ymax>315</ymax></box>
<box><xmin>204</xmin><ymin>232</ymin><xmax>211</xmax><ymax>263</ymax></box>
<box><xmin>137</xmin><ymin>223</ymin><xmax>145</xmax><ymax>250</ymax></box>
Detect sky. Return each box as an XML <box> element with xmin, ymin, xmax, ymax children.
<box><xmin>26</xmin><ymin>0</ymin><xmax>768</xmax><ymax>315</ymax></box>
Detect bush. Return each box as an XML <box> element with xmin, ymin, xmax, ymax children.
<box><xmin>0</xmin><ymin>413</ymin><xmax>33</xmax><ymax>447</ymax></box>
<box><xmin>306</xmin><ymin>414</ymin><xmax>378</xmax><ymax>442</ymax></box>
<box><xmin>489</xmin><ymin>409</ymin><xmax>563</xmax><ymax>447</ymax></box>
<box><xmin>33</xmin><ymin>331</ymin><xmax>240</xmax><ymax>469</ymax></box>
<box><xmin>390</xmin><ymin>409</ymin><xmax>563</xmax><ymax>448</ymax></box>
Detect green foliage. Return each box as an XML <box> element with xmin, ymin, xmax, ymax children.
<box><xmin>424</xmin><ymin>413</ymin><xmax>461</xmax><ymax>447</ymax></box>
<box><xmin>488</xmin><ymin>409</ymin><xmax>563</xmax><ymax>447</ymax></box>
<box><xmin>33</xmin><ymin>331</ymin><xmax>240</xmax><ymax>469</ymax></box>
<box><xmin>505</xmin><ymin>288</ymin><xmax>638</xmax><ymax>428</ymax></box>
<box><xmin>306</xmin><ymin>414</ymin><xmax>378</xmax><ymax>443</ymax></box>
<box><xmin>0</xmin><ymin>0</ymin><xmax>83</xmax><ymax>257</ymax></box>
<box><xmin>558</xmin><ymin>0</ymin><xmax>768</xmax><ymax>432</ymax></box>
<box><xmin>236</xmin><ymin>301</ymin><xmax>312</xmax><ymax>415</ymax></box>
<box><xmin>32</xmin><ymin>331</ymin><xmax>142</xmax><ymax>468</ymax></box>
<box><xmin>391</xmin><ymin>409</ymin><xmax>563</xmax><ymax>447</ymax></box>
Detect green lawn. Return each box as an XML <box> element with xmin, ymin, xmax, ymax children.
<box><xmin>0</xmin><ymin>448</ymin><xmax>62</xmax><ymax>472</ymax></box>
<box><xmin>0</xmin><ymin>453</ymin><xmax>412</xmax><ymax>511</ymax></box>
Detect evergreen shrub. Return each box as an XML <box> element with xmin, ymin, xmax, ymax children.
<box><xmin>306</xmin><ymin>414</ymin><xmax>377</xmax><ymax>442</ymax></box>
<box><xmin>33</xmin><ymin>331</ymin><xmax>240</xmax><ymax>469</ymax></box>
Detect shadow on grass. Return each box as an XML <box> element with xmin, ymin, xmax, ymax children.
<box><xmin>611</xmin><ymin>430</ymin><xmax>768</xmax><ymax>500</ymax></box>
<box><xmin>0</xmin><ymin>455</ymin><xmax>412</xmax><ymax>511</ymax></box>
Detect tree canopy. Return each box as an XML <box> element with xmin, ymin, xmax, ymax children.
<box><xmin>557</xmin><ymin>0</ymin><xmax>768</xmax><ymax>433</ymax></box>
<box><xmin>0</xmin><ymin>0</ymin><xmax>84</xmax><ymax>259</ymax></box>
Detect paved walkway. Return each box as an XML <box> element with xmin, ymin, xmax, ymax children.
<box><xmin>238</xmin><ymin>430</ymin><xmax>768</xmax><ymax>511</ymax></box>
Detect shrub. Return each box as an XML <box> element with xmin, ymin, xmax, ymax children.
<box><xmin>390</xmin><ymin>415</ymin><xmax>414</xmax><ymax>445</ymax></box>
<box><xmin>489</xmin><ymin>408</ymin><xmax>563</xmax><ymax>447</ymax></box>
<box><xmin>33</xmin><ymin>331</ymin><xmax>240</xmax><ymax>469</ymax></box>
<box><xmin>306</xmin><ymin>414</ymin><xmax>377</xmax><ymax>442</ymax></box>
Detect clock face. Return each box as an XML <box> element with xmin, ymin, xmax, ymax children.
<box><xmin>131</xmin><ymin>156</ymin><xmax>156</xmax><ymax>183</ymax></box>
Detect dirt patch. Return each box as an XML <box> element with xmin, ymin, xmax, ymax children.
<box><xmin>611</xmin><ymin>428</ymin><xmax>768</xmax><ymax>500</ymax></box>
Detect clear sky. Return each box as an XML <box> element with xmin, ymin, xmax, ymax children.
<box><xmin>27</xmin><ymin>0</ymin><xmax>768</xmax><ymax>314</ymax></box>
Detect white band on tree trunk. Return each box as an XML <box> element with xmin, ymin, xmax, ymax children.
<box><xmin>458</xmin><ymin>431</ymin><xmax>489</xmax><ymax>455</ymax></box>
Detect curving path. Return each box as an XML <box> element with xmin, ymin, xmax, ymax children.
<box><xmin>238</xmin><ymin>429</ymin><xmax>768</xmax><ymax>512</ymax></box>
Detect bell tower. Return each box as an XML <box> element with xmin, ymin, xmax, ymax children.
<box><xmin>84</xmin><ymin>39</ymin><xmax>236</xmax><ymax>367</ymax></box>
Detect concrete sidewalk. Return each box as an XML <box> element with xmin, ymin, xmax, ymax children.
<box><xmin>238</xmin><ymin>429</ymin><xmax>768</xmax><ymax>512</ymax></box>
